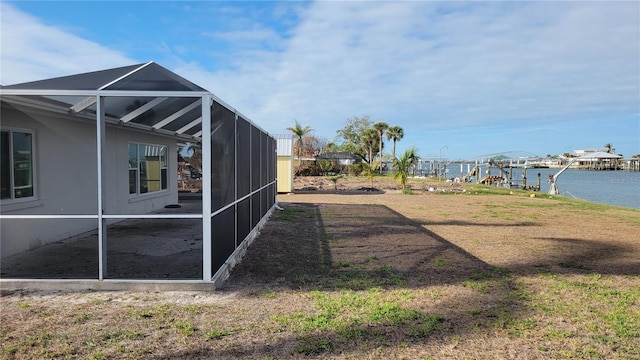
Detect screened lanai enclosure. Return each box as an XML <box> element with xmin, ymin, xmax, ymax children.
<box><xmin>0</xmin><ymin>62</ymin><xmax>277</xmax><ymax>289</ymax></box>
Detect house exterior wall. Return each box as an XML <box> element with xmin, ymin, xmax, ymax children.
<box><xmin>1</xmin><ymin>101</ymin><xmax>178</xmax><ymax>258</ymax></box>
<box><xmin>104</xmin><ymin>126</ymin><xmax>178</xmax><ymax>215</ymax></box>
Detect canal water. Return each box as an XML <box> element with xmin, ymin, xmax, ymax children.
<box><xmin>452</xmin><ymin>166</ymin><xmax>640</xmax><ymax>210</ymax></box>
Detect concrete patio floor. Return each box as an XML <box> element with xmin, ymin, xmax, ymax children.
<box><xmin>1</xmin><ymin>199</ymin><xmax>205</xmax><ymax>281</ymax></box>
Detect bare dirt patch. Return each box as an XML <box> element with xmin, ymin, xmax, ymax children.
<box><xmin>2</xmin><ymin>176</ymin><xmax>639</xmax><ymax>359</ymax></box>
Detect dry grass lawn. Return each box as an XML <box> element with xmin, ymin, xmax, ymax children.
<box><xmin>2</xmin><ymin>176</ymin><xmax>639</xmax><ymax>359</ymax></box>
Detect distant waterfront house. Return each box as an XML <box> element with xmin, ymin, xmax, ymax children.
<box><xmin>620</xmin><ymin>158</ymin><xmax>640</xmax><ymax>171</ymax></box>
<box><xmin>316</xmin><ymin>151</ymin><xmax>362</xmax><ymax>166</ymax></box>
<box><xmin>574</xmin><ymin>148</ymin><xmax>616</xmax><ymax>156</ymax></box>
<box><xmin>572</xmin><ymin>149</ymin><xmax>623</xmax><ymax>170</ymax></box>
<box><xmin>0</xmin><ymin>62</ymin><xmax>276</xmax><ymax>289</ymax></box>
<box><xmin>311</xmin><ymin>152</ymin><xmax>363</xmax><ymax>176</ymax></box>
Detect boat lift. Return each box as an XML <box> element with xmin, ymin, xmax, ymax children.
<box><xmin>484</xmin><ymin>159</ymin><xmax>541</xmax><ymax>191</ymax></box>
<box><xmin>548</xmin><ymin>158</ymin><xmax>579</xmax><ymax>195</ymax></box>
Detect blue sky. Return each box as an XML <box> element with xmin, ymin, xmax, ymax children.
<box><xmin>1</xmin><ymin>1</ymin><xmax>638</xmax><ymax>160</ymax></box>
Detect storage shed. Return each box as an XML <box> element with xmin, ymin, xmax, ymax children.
<box><xmin>0</xmin><ymin>62</ymin><xmax>276</xmax><ymax>289</ymax></box>
<box><xmin>274</xmin><ymin>134</ymin><xmax>294</xmax><ymax>193</ymax></box>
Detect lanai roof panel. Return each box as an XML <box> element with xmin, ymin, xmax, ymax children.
<box><xmin>1</xmin><ymin>62</ymin><xmax>214</xmax><ymax>140</ymax></box>
<box><xmin>103</xmin><ymin>62</ymin><xmax>207</xmax><ymax>92</ymax></box>
<box><xmin>1</xmin><ymin>62</ymin><xmax>207</xmax><ymax>93</ymax></box>
<box><xmin>1</xmin><ymin>64</ymin><xmax>144</xmax><ymax>91</ymax></box>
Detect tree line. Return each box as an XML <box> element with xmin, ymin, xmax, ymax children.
<box><xmin>288</xmin><ymin>115</ymin><xmax>418</xmax><ymax>190</ymax></box>
<box><xmin>289</xmin><ymin>115</ymin><xmax>406</xmax><ymax>166</ymax></box>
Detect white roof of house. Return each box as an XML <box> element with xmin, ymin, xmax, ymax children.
<box><xmin>578</xmin><ymin>152</ymin><xmax>622</xmax><ymax>159</ymax></box>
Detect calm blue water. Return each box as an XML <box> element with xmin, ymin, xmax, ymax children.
<box><xmin>456</xmin><ymin>167</ymin><xmax>640</xmax><ymax>209</ymax></box>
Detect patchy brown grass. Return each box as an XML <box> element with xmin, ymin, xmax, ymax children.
<box><xmin>2</xmin><ymin>176</ymin><xmax>639</xmax><ymax>359</ymax></box>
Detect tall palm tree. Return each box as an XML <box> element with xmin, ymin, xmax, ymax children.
<box><xmin>386</xmin><ymin>125</ymin><xmax>404</xmax><ymax>162</ymax></box>
<box><xmin>604</xmin><ymin>143</ymin><xmax>615</xmax><ymax>154</ymax></box>
<box><xmin>373</xmin><ymin>122</ymin><xmax>388</xmax><ymax>172</ymax></box>
<box><xmin>393</xmin><ymin>146</ymin><xmax>418</xmax><ymax>191</ymax></box>
<box><xmin>286</xmin><ymin>120</ymin><xmax>313</xmax><ymax>164</ymax></box>
<box><xmin>361</xmin><ymin>128</ymin><xmax>379</xmax><ymax>167</ymax></box>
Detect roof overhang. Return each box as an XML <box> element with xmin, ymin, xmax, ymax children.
<box><xmin>1</xmin><ymin>90</ymin><xmax>210</xmax><ymax>142</ymax></box>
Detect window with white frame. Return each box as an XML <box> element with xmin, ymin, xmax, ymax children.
<box><xmin>1</xmin><ymin>129</ymin><xmax>35</xmax><ymax>201</ymax></box>
<box><xmin>128</xmin><ymin>143</ymin><xmax>168</xmax><ymax>195</ymax></box>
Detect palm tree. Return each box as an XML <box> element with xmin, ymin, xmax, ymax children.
<box><xmin>385</xmin><ymin>125</ymin><xmax>404</xmax><ymax>162</ymax></box>
<box><xmin>393</xmin><ymin>146</ymin><xmax>418</xmax><ymax>191</ymax></box>
<box><xmin>604</xmin><ymin>143</ymin><xmax>615</xmax><ymax>154</ymax></box>
<box><xmin>373</xmin><ymin>122</ymin><xmax>388</xmax><ymax>172</ymax></box>
<box><xmin>360</xmin><ymin>159</ymin><xmax>382</xmax><ymax>189</ymax></box>
<box><xmin>361</xmin><ymin>128</ymin><xmax>378</xmax><ymax>167</ymax></box>
<box><xmin>286</xmin><ymin>120</ymin><xmax>313</xmax><ymax>165</ymax></box>
<box><xmin>361</xmin><ymin>163</ymin><xmax>378</xmax><ymax>189</ymax></box>
<box><xmin>603</xmin><ymin>143</ymin><xmax>621</xmax><ymax>169</ymax></box>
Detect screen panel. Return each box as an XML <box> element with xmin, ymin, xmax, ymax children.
<box><xmin>106</xmin><ymin>218</ymin><xmax>203</xmax><ymax>279</ymax></box>
<box><xmin>270</xmin><ymin>138</ymin><xmax>277</xmax><ymax>183</ymax></box>
<box><xmin>212</xmin><ymin>206</ymin><xmax>236</xmax><ymax>273</ymax></box>
<box><xmin>210</xmin><ymin>102</ymin><xmax>236</xmax><ymax>211</ymax></box>
<box><xmin>237</xmin><ymin>118</ymin><xmax>251</xmax><ymax>198</ymax></box>
<box><xmin>237</xmin><ymin>197</ymin><xmax>251</xmax><ymax>243</ymax></box>
<box><xmin>251</xmin><ymin>192</ymin><xmax>260</xmax><ymax>228</ymax></box>
<box><xmin>1</xmin><ymin>218</ymin><xmax>99</xmax><ymax>279</ymax></box>
<box><xmin>251</xmin><ymin>125</ymin><xmax>261</xmax><ymax>192</ymax></box>
<box><xmin>261</xmin><ymin>132</ymin><xmax>268</xmax><ymax>187</ymax></box>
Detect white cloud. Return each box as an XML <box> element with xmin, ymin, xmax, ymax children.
<box><xmin>206</xmin><ymin>1</ymin><xmax>638</xmax><ymax>141</ymax></box>
<box><xmin>1</xmin><ymin>1</ymin><xmax>637</xmax><ymax>157</ymax></box>
<box><xmin>0</xmin><ymin>3</ymin><xmax>133</xmax><ymax>85</ymax></box>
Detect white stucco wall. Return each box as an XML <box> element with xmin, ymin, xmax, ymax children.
<box><xmin>1</xmin><ymin>102</ymin><xmax>179</xmax><ymax>257</ymax></box>
<box><xmin>104</xmin><ymin>126</ymin><xmax>178</xmax><ymax>215</ymax></box>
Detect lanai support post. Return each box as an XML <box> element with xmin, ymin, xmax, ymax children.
<box><xmin>201</xmin><ymin>94</ymin><xmax>212</xmax><ymax>281</ymax></box>
<box><xmin>234</xmin><ymin>114</ymin><xmax>238</xmax><ymax>248</ymax></box>
<box><xmin>96</xmin><ymin>95</ymin><xmax>107</xmax><ymax>280</ymax></box>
